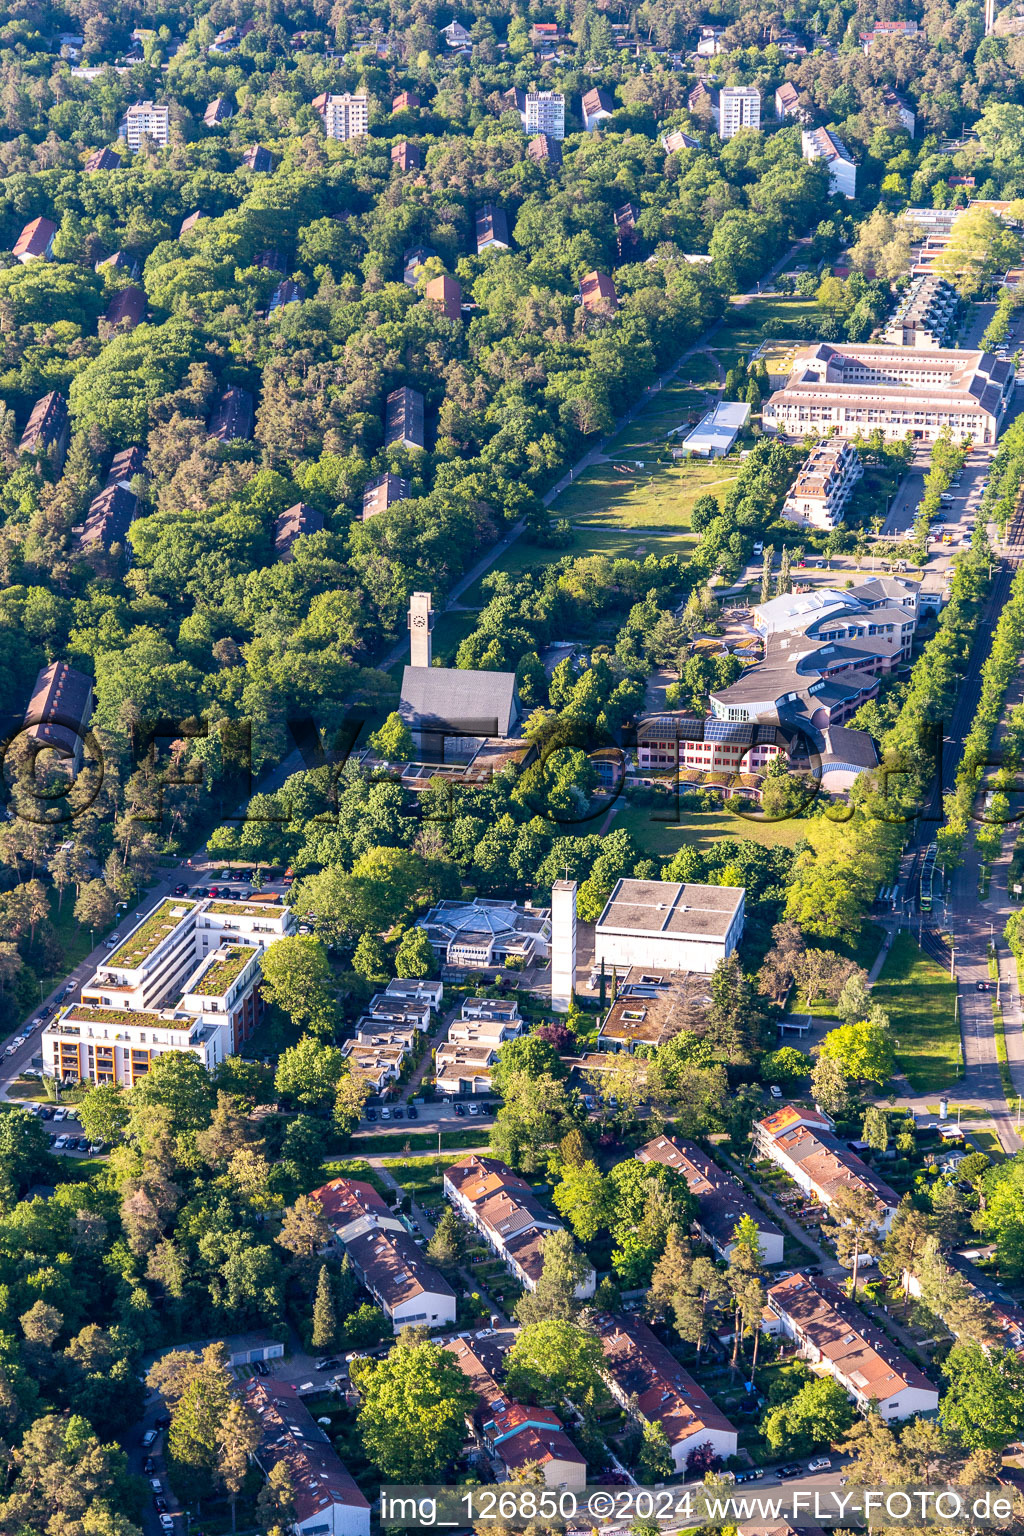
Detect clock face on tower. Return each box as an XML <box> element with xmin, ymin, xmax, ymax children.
<box><xmin>412</xmin><ymin>615</ymin><xmax>426</xmax><ymax>626</ymax></box>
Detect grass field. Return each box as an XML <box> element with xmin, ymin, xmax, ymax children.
<box><xmin>873</xmin><ymin>931</ymin><xmax>963</xmax><ymax>1094</ymax></box>
<box><xmin>553</xmin><ymin>456</ymin><xmax>735</xmax><ymax>531</ymax></box>
<box><xmin>794</xmin><ymin>923</ymin><xmax>888</xmax><ymax>1016</ymax></box>
<box><xmin>458</xmin><ymin>526</ymin><xmax>691</xmax><ymax>607</ymax></box>
<box><xmin>603</xmin><ymin>358</ymin><xmax>721</xmax><ymax>454</ymax></box>
<box><xmin>609</xmin><ymin>799</ymin><xmax>810</xmax><ymax>860</ymax></box>
<box><xmin>712</xmin><ymin>294</ymin><xmax>819</xmax><ymax>375</ymax></box>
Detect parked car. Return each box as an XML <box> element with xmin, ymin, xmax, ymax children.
<box><xmin>453</xmin><ymin>1102</ymin><xmax>466</xmax><ymax>1117</ymax></box>
<box><xmin>734</xmin><ymin>1469</ymin><xmax>764</xmax><ymax>1484</ymax></box>
<box><xmin>777</xmin><ymin>1464</ymin><xmax>802</xmax><ymax>1480</ymax></box>
<box><xmin>208</xmin><ymin>886</ymin><xmax>220</xmax><ymax>898</ymax></box>
<box><xmin>191</xmin><ymin>886</ymin><xmax>208</xmax><ymax>897</ymax></box>
<box><xmin>142</xmin><ymin>1430</ymin><xmax>158</xmax><ymax>1449</ymax></box>
<box><xmin>977</xmin><ymin>981</ymin><xmax>989</xmax><ymax>992</ymax></box>
<box><xmin>468</xmin><ymin>1103</ymin><xmax>480</xmax><ymax>1115</ymax></box>
<box><xmin>808</xmin><ymin>1457</ymin><xmax>832</xmax><ymax>1473</ymax></box>
<box><xmin>89</xmin><ymin>1142</ymin><xmax>104</xmax><ymax>1154</ymax></box>
<box><xmin>55</xmin><ymin>1136</ymin><xmax>69</xmax><ymax>1150</ymax></box>
<box><xmin>53</xmin><ymin>1107</ymin><xmax>68</xmax><ymax>1122</ymax></box>
<box><xmin>38</xmin><ymin>1107</ymin><xmax>52</xmax><ymax>1120</ymax></box>
<box><xmin>173</xmin><ymin>884</ymin><xmax>188</xmax><ymax>897</ymax></box>
<box><xmin>77</xmin><ymin>1137</ymin><xmax>90</xmax><ymax>1152</ymax></box>
<box><xmin>159</xmin><ymin>1515</ymin><xmax>175</xmax><ymax>1531</ymax></box>
<box><xmin>155</xmin><ymin>1498</ymin><xmax>168</xmax><ymax>1513</ymax></box>
<box><xmin>104</xmin><ymin>933</ymin><xmax>121</xmax><ymax>948</ymax></box>
<box><xmin>392</xmin><ymin>1107</ymin><xmax>403</xmax><ymax>1119</ymax></box>
<box><xmin>365</xmin><ymin>1108</ymin><xmax>377</xmax><ymax>1122</ymax></box>
<box><xmin>406</xmin><ymin>1105</ymin><xmax>418</xmax><ymax>1120</ymax></box>
<box><xmin>315</xmin><ymin>1358</ymin><xmax>341</xmax><ymax>1372</ymax></box>
<box><xmin>380</xmin><ymin>1108</ymin><xmax>391</xmax><ymax>1120</ymax></box>
<box><xmin>769</xmin><ymin>1084</ymin><xmax>783</xmax><ymax>1099</ymax></box>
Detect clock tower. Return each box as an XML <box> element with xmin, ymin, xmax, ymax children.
<box><xmin>408</xmin><ymin>590</ymin><xmax>434</xmax><ymax>668</ymax></box>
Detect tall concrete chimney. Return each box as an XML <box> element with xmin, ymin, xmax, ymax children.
<box><xmin>409</xmin><ymin>590</ymin><xmax>434</xmax><ymax>668</ymax></box>
<box><xmin>550</xmin><ymin>879</ymin><xmax>577</xmax><ymax>1014</ymax></box>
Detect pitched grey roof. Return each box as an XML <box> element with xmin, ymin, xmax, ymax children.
<box><xmin>399</xmin><ymin>666</ymin><xmax>519</xmax><ymax>737</ymax></box>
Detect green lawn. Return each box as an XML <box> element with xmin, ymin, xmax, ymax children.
<box><xmin>458</xmin><ymin>527</ymin><xmax>691</xmax><ymax>607</ymax></box>
<box><xmin>712</xmin><ymin>293</ymin><xmax>818</xmax><ymax>374</ymax></box>
<box><xmin>385</xmin><ymin>1155</ymin><xmax>466</xmax><ymax>1198</ymax></box>
<box><xmin>603</xmin><ymin>361</ymin><xmax>721</xmax><ymax>455</ymax></box>
<box><xmin>317</xmin><ymin>1158</ymin><xmax>389</xmax><ymax>1195</ymax></box>
<box><xmin>873</xmin><ymin>931</ymin><xmax>963</xmax><ymax>1094</ymax></box>
<box><xmin>551</xmin><ymin>456</ymin><xmax>735</xmax><ymax>531</ymax></box>
<box><xmin>609</xmin><ymin>799</ymin><xmax>810</xmax><ymax>861</ymax></box>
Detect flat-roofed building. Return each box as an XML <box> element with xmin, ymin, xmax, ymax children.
<box><xmin>882</xmin><ymin>274</ymin><xmax>958</xmax><ymax>348</ymax></box>
<box><xmin>762</xmin><ymin>343</ymin><xmax>1014</xmax><ymax>446</ymax></box>
<box><xmin>361</xmin><ymin>471</ymin><xmax>409</xmax><ymax>519</ymax></box>
<box><xmin>802</xmin><ymin>126</ymin><xmax>856</xmax><ymax>198</ymax></box>
<box><xmin>323</xmin><ymin>93</ymin><xmax>369</xmax><ymax>140</ymax></box>
<box><xmin>436</xmin><ymin>997</ymin><xmax>525</xmax><ymax>1095</ymax></box>
<box><xmin>384</xmin><ymin>385</ymin><xmax>424</xmax><ymax>449</ymax></box>
<box><xmin>44</xmin><ymin>896</ymin><xmax>296</xmax><ymax>1084</ymax></box>
<box><xmin>782</xmin><ymin>439</ymin><xmax>863</xmax><ymax>529</ymax></box>
<box><xmin>715</xmin><ymin>85</ymin><xmax>761</xmax><ymax>139</ymax></box>
<box><xmin>636</xmin><ymin>715</ymin><xmax>783</xmax><ymax>775</ymax></box>
<box><xmin>444</xmin><ymin>1154</ymin><xmax>595</xmax><ymax>1295</ymax></box>
<box><xmin>524</xmin><ymin>90</ymin><xmax>565</xmax><ymax>139</ymax></box>
<box><xmin>120</xmin><ymin>100</ymin><xmax>169</xmax><ymax>148</ymax></box>
<box><xmin>637</xmin><ymin>1134</ymin><xmax>785</xmax><ymax>1263</ymax></box>
<box><xmin>22</xmin><ymin>662</ymin><xmax>93</xmax><ymax>774</ymax></box>
<box><xmin>765</xmin><ymin>1272</ymin><xmax>938</xmax><ymax>1419</ymax></box>
<box><xmin>274</xmin><ymin>501</ymin><xmax>324</xmax><ymax>560</ymax></box>
<box><xmin>595</xmin><ymin>973</ymin><xmax>710</xmax><ymax>1055</ymax></box>
<box><xmin>597</xmin><ymin>1314</ymin><xmax>737</xmax><ymax>1470</ymax></box>
<box><xmin>594</xmin><ymin>877</ymin><xmax>744</xmax><ymax>973</ymax></box>
<box><xmin>13</xmin><ymin>217</ymin><xmax>57</xmax><ymax>262</ymax></box>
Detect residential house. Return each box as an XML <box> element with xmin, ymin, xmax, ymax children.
<box><xmin>637</xmin><ymin>1134</ymin><xmax>785</xmax><ymax>1263</ymax></box>
<box><xmin>384</xmin><ymin>386</ymin><xmax>425</xmax><ymax>449</ymax></box>
<box><xmin>476</xmin><ymin>204</ymin><xmax>510</xmax><ymax>253</ymax></box>
<box><xmin>245</xmin><ymin>1379</ymin><xmax>371</xmax><ymax>1536</ymax></box>
<box><xmin>104</xmin><ymin>285</ymin><xmax>146</xmax><ymax>332</ymax></box>
<box><xmin>107</xmin><ymin>446</ymin><xmax>144</xmax><ymax>488</ymax></box>
<box><xmin>18</xmin><ymin>391</ymin><xmax>69</xmax><ymax>468</ymax></box>
<box><xmin>13</xmin><ymin>217</ymin><xmax>56</xmax><ymax>263</ymax></box>
<box><xmin>663</xmin><ymin>129</ymin><xmax>700</xmax><ymax>152</ymax></box>
<box><xmin>120</xmin><ymin>101</ymin><xmax>170</xmax><ymax>148</ymax></box>
<box><xmin>902</xmin><ymin>1250</ymin><xmax>1024</xmax><ymax>1353</ymax></box>
<box><xmin>528</xmin><ymin>22</ymin><xmax>562</xmax><ymax>46</ymax></box>
<box><xmin>527</xmin><ymin>133</ymin><xmax>562</xmax><ymax>166</ymax></box>
<box><xmin>270</xmin><ymin>279</ymin><xmax>304</xmax><ymax>311</ymax></box>
<box><xmin>802</xmin><ymin>127</ymin><xmax>856</xmax><ymax>197</ymax></box>
<box><xmin>581</xmin><ymin>86</ymin><xmax>614</xmax><ymax>131</ymax></box>
<box><xmin>883</xmin><ymin>89</ymin><xmax>915</xmax><ymax>135</ymax></box>
<box><xmin>392</xmin><ymin>91</ymin><xmax>420</xmax><ymax>110</ymax></box>
<box><xmin>687</xmin><ymin>80</ymin><xmax>714</xmax><ymax>117</ymax></box>
<box><xmin>443</xmin><ymin>1336</ymin><xmax>587</xmax><ymax>1490</ymax></box>
<box><xmin>782</xmin><ymin>439</ymin><xmax>863</xmax><ymax>529</ymax></box>
<box><xmin>754</xmin><ymin>1104</ymin><xmax>900</xmax><ymax>1231</ymax></box>
<box><xmin>425</xmin><ymin>274</ymin><xmax>462</xmax><ymax>320</ymax></box>
<box><xmin>95</xmin><ymin>251</ymin><xmax>139</xmax><ymax>278</ymax></box>
<box><xmin>775</xmin><ymin>81</ymin><xmax>810</xmax><ymax>122</ymax></box>
<box><xmin>442</xmin><ymin>19</ymin><xmax>472</xmax><ymax>47</ymax></box>
<box><xmin>179</xmin><ymin>210</ymin><xmax>204</xmax><ymax>237</ymax></box>
<box><xmin>362</xmin><ymin>471</ymin><xmax>410</xmax><ymax>519</ymax></box>
<box><xmin>435</xmin><ymin>998</ymin><xmax>525</xmax><ymax>1095</ymax></box>
<box><xmin>391</xmin><ymin>140</ymin><xmax>421</xmax><ymax>171</ymax></box>
<box><xmin>594</xmin><ymin>974</ymin><xmax>710</xmax><ymax>1055</ymax></box>
<box><xmin>860</xmin><ymin>20</ymin><xmax>918</xmax><ymax>50</ymax></box>
<box><xmin>208</xmin><ymin>387</ymin><xmax>254</xmax><ymax>442</ymax></box>
<box><xmin>274</xmin><ymin>502</ymin><xmax>324</xmax><ymax>561</ymax></box>
<box><xmin>85</xmin><ymin>147</ymin><xmax>122</xmax><ymax>171</ymax></box>
<box><xmin>311</xmin><ymin>1177</ymin><xmax>456</xmax><ymax>1331</ymax></box>
<box><xmin>881</xmin><ymin>274</ymin><xmax>958</xmax><ymax>348</ymax></box>
<box><xmin>444</xmin><ymin>1154</ymin><xmax>595</xmax><ymax>1295</ymax></box>
<box><xmin>764</xmin><ymin>1272</ymin><xmax>939</xmax><ymax>1419</ymax></box>
<box><xmin>403</xmin><ymin>244</ymin><xmax>435</xmax><ymax>285</ymax></box>
<box><xmin>243</xmin><ymin>144</ymin><xmax>273</xmax><ymax>172</ymax></box>
<box><xmin>580</xmin><ymin>270</ymin><xmax>618</xmax><ymax>314</ymax></box>
<box><xmin>203</xmin><ymin>97</ymin><xmax>232</xmax><ymax>126</ymax></box>
<box><xmin>384</xmin><ymin>977</ymin><xmax>443</xmax><ymax>1010</ymax></box>
<box><xmin>22</xmin><ymin>662</ymin><xmax>94</xmax><ymax>775</ymax></box>
<box><xmin>697</xmin><ymin>24</ymin><xmax>727</xmax><ymax>54</ymax></box>
<box><xmin>78</xmin><ymin>484</ymin><xmax>138</xmax><ymax>554</ymax></box>
<box><xmin>597</xmin><ymin>1314</ymin><xmax>737</xmax><ymax>1471</ymax></box>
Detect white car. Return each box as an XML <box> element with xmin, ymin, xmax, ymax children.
<box><xmin>104</xmin><ymin>934</ymin><xmax>120</xmax><ymax>948</ymax></box>
<box><xmin>55</xmin><ymin>1136</ymin><xmax>69</xmax><ymax>1150</ymax></box>
<box><xmin>150</xmin><ymin>1480</ymin><xmax>162</xmax><ymax>1494</ymax></box>
<box><xmin>159</xmin><ymin>1517</ymin><xmax>175</xmax><ymax>1531</ymax></box>
<box><xmin>808</xmin><ymin>1457</ymin><xmax>832</xmax><ymax>1473</ymax></box>
<box><xmin>53</xmin><ymin>1108</ymin><xmax>67</xmax><ymax>1122</ymax></box>
<box><xmin>769</xmin><ymin>1085</ymin><xmax>783</xmax><ymax>1099</ymax></box>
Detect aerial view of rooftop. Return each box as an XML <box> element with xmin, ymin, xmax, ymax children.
<box><xmin>5</xmin><ymin>4</ymin><xmax>1024</xmax><ymax>1535</ymax></box>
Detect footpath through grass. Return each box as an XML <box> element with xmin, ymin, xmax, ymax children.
<box><xmin>873</xmin><ymin>931</ymin><xmax>962</xmax><ymax>1094</ymax></box>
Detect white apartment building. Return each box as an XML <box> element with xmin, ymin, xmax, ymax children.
<box><xmin>120</xmin><ymin>101</ymin><xmax>170</xmax><ymax>148</ymax></box>
<box><xmin>765</xmin><ymin>1272</ymin><xmax>939</xmax><ymax>1420</ymax></box>
<box><xmin>323</xmin><ymin>93</ymin><xmax>369</xmax><ymax>141</ymax></box>
<box><xmin>714</xmin><ymin>86</ymin><xmax>760</xmax><ymax>139</ymax></box>
<box><xmin>524</xmin><ymin>90</ymin><xmax>565</xmax><ymax>140</ymax></box>
<box><xmin>802</xmin><ymin>127</ymin><xmax>856</xmax><ymax>198</ymax></box>
<box><xmin>763</xmin><ymin>343</ymin><xmax>1014</xmax><ymax>446</ymax></box>
<box><xmin>782</xmin><ymin>439</ymin><xmax>863</xmax><ymax>529</ymax></box>
<box><xmin>435</xmin><ymin>998</ymin><xmax>524</xmax><ymax>1096</ymax></box>
<box><xmin>43</xmin><ymin>897</ymin><xmax>295</xmax><ymax>1085</ymax></box>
